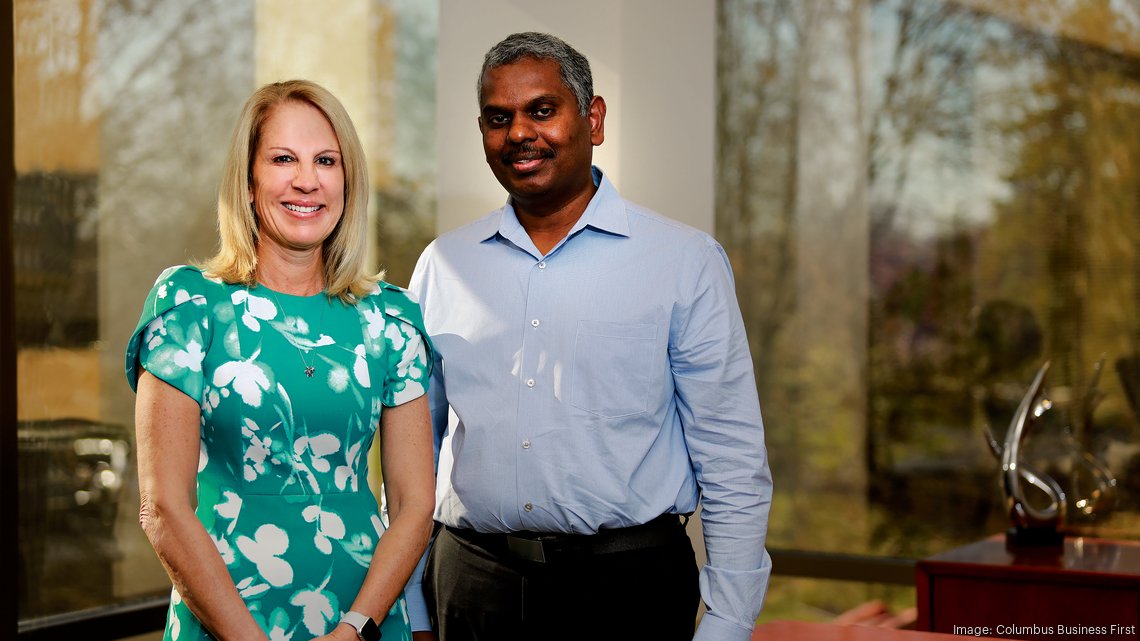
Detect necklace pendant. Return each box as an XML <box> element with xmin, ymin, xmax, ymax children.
<box><xmin>304</xmin><ymin>365</ymin><xmax>315</xmax><ymax>377</ymax></box>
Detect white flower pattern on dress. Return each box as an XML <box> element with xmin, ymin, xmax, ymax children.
<box><xmin>383</xmin><ymin>321</ymin><xmax>406</xmax><ymax>352</ymax></box>
<box><xmin>215</xmin><ymin>490</ymin><xmax>243</xmax><ymax>534</ymax></box>
<box><xmin>214</xmin><ymin>356</ymin><xmax>272</xmax><ymax>407</ymax></box>
<box><xmin>145</xmin><ymin>316</ymin><xmax>168</xmax><ymax>350</ymax></box>
<box><xmin>172</xmin><ymin>339</ymin><xmax>205</xmax><ymax>372</ymax></box>
<box><xmin>328</xmin><ymin>365</ymin><xmax>349</xmax><ymax>393</ymax></box>
<box><xmin>334</xmin><ymin>441</ymin><xmax>361</xmax><ymax>491</ymax></box>
<box><xmin>266</xmin><ymin>608</ymin><xmax>295</xmax><ymax>641</ymax></box>
<box><xmin>290</xmin><ymin>583</ymin><xmax>338</xmax><ymax>636</ymax></box>
<box><xmin>242</xmin><ymin>418</ymin><xmax>275</xmax><ymax>482</ymax></box>
<box><xmin>232</xmin><ymin>289</ymin><xmax>278</xmax><ymax>331</ymax></box>
<box><xmin>237</xmin><ymin>575</ymin><xmax>271</xmax><ymax>599</ymax></box>
<box><xmin>212</xmin><ymin>534</ymin><xmax>236</xmax><ymax>566</ymax></box>
<box><xmin>237</xmin><ymin>523</ymin><xmax>293</xmax><ymax>587</ymax></box>
<box><xmin>353</xmin><ymin>344</ymin><xmax>370</xmax><ymax>388</ymax></box>
<box><xmin>173</xmin><ymin>288</ymin><xmax>194</xmax><ymax>306</ymax></box>
<box><xmin>362</xmin><ymin>307</ymin><xmax>384</xmax><ymax>339</ymax></box>
<box><xmin>204</xmin><ymin>386</ymin><xmax>221</xmax><ymax>416</ymax></box>
<box><xmin>294</xmin><ymin>433</ymin><xmax>340</xmax><ymax>474</ymax></box>
<box><xmin>198</xmin><ymin>439</ymin><xmax>208</xmax><ymax>473</ymax></box>
<box><xmin>170</xmin><ymin>588</ymin><xmax>182</xmax><ymax>640</ymax></box>
<box><xmin>302</xmin><ymin>504</ymin><xmax>347</xmax><ymax>555</ymax></box>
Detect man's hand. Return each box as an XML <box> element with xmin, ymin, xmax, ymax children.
<box><xmin>412</xmin><ymin>632</ymin><xmax>439</xmax><ymax>641</ymax></box>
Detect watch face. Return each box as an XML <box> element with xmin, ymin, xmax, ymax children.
<box><xmin>360</xmin><ymin>616</ymin><xmax>380</xmax><ymax>641</ymax></box>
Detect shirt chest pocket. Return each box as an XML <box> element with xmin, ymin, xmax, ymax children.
<box><xmin>569</xmin><ymin>321</ymin><xmax>658</xmax><ymax>418</ymax></box>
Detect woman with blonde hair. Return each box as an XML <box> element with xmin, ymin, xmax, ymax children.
<box><xmin>126</xmin><ymin>79</ymin><xmax>434</xmax><ymax>641</ymax></box>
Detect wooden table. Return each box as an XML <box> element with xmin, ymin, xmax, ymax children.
<box><xmin>752</xmin><ymin>620</ymin><xmax>1003</xmax><ymax>640</ymax></box>
<box><xmin>916</xmin><ymin>535</ymin><xmax>1140</xmax><ymax>640</ymax></box>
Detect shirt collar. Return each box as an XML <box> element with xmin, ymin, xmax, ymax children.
<box><xmin>575</xmin><ymin>167</ymin><xmax>630</xmax><ymax>238</ymax></box>
<box><xmin>479</xmin><ymin>166</ymin><xmax>630</xmax><ymax>245</ymax></box>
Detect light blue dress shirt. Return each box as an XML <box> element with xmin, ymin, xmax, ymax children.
<box><xmin>406</xmin><ymin>168</ymin><xmax>772</xmax><ymax>640</ymax></box>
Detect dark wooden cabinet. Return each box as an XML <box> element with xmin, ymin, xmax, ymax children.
<box><xmin>916</xmin><ymin>536</ymin><xmax>1140</xmax><ymax>640</ymax></box>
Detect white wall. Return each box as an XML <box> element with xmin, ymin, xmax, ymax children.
<box><xmin>436</xmin><ymin>0</ymin><xmax>715</xmax><ymax>234</ymax></box>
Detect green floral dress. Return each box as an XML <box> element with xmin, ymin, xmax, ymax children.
<box><xmin>125</xmin><ymin>265</ymin><xmax>432</xmax><ymax>641</ymax></box>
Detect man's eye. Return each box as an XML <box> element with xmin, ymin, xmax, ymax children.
<box><xmin>488</xmin><ymin>115</ymin><xmax>509</xmax><ymax>126</ymax></box>
<box><xmin>534</xmin><ymin>107</ymin><xmax>554</xmax><ymax>118</ymax></box>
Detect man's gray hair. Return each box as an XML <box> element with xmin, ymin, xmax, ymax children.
<box><xmin>478</xmin><ymin>32</ymin><xmax>593</xmax><ymax>117</ymax></box>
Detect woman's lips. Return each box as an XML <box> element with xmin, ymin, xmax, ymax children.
<box><xmin>283</xmin><ymin>202</ymin><xmax>322</xmax><ymax>215</ymax></box>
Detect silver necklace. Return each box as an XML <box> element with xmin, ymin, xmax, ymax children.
<box><xmin>263</xmin><ymin>285</ymin><xmax>328</xmax><ymax>378</ymax></box>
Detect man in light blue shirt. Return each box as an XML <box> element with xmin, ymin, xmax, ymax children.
<box><xmin>407</xmin><ymin>32</ymin><xmax>772</xmax><ymax>641</ymax></box>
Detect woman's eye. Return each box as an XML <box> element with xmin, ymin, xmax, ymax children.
<box><xmin>272</xmin><ymin>155</ymin><xmax>295</xmax><ymax>163</ymax></box>
<box><xmin>316</xmin><ymin>156</ymin><xmax>337</xmax><ymax>166</ymax></box>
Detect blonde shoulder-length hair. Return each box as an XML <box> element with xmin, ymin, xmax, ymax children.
<box><xmin>204</xmin><ymin>79</ymin><xmax>378</xmax><ymax>302</ymax></box>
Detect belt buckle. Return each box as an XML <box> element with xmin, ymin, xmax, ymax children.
<box><xmin>506</xmin><ymin>535</ymin><xmax>547</xmax><ymax>563</ymax></box>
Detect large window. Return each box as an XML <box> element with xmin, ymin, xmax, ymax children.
<box><xmin>14</xmin><ymin>0</ymin><xmax>1140</xmax><ymax>635</ymax></box>
<box><xmin>719</xmin><ymin>0</ymin><xmax>1140</xmax><ymax>620</ymax></box>
<box><xmin>13</xmin><ymin>0</ymin><xmax>437</xmax><ymax>634</ymax></box>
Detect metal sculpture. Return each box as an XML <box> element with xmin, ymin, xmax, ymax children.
<box><xmin>984</xmin><ymin>360</ymin><xmax>1118</xmax><ymax>549</ymax></box>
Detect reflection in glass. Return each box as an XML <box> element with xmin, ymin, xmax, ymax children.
<box><xmin>718</xmin><ymin>0</ymin><xmax>1140</xmax><ymax>614</ymax></box>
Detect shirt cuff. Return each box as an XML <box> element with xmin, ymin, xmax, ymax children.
<box><xmin>693</xmin><ymin>611</ymin><xmax>755</xmax><ymax>641</ymax></box>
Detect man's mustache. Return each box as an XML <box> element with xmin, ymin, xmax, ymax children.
<box><xmin>502</xmin><ymin>145</ymin><xmax>554</xmax><ymax>163</ymax></box>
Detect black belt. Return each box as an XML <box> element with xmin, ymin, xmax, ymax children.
<box><xmin>444</xmin><ymin>513</ymin><xmax>687</xmax><ymax>564</ymax></box>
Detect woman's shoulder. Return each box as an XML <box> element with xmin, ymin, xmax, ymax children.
<box><xmin>378</xmin><ymin>281</ymin><xmax>424</xmax><ymax>314</ymax></box>
<box><xmin>368</xmin><ymin>281</ymin><xmax>434</xmax><ymax>383</ymax></box>
<box><xmin>358</xmin><ymin>280</ymin><xmax>427</xmax><ymax>329</ymax></box>
<box><xmin>127</xmin><ymin>266</ymin><xmax>221</xmax><ymax>394</ymax></box>
<box><xmin>139</xmin><ymin>265</ymin><xmax>232</xmax><ymax>319</ymax></box>
<box><xmin>156</xmin><ymin>262</ymin><xmax>226</xmax><ymax>287</ymax></box>
<box><xmin>150</xmin><ymin>264</ymin><xmax>228</xmax><ymax>296</ymax></box>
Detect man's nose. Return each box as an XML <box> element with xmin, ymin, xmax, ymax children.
<box><xmin>508</xmin><ymin>118</ymin><xmax>536</xmax><ymax>143</ymax></box>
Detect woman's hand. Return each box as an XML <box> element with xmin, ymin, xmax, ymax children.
<box><xmin>308</xmin><ymin>622</ymin><xmax>362</xmax><ymax>641</ymax></box>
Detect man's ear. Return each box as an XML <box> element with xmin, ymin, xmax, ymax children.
<box><xmin>588</xmin><ymin>95</ymin><xmax>606</xmax><ymax>146</ymax></box>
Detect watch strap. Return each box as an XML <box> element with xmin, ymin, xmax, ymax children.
<box><xmin>340</xmin><ymin>610</ymin><xmax>381</xmax><ymax>641</ymax></box>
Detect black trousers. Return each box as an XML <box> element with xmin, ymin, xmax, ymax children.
<box><xmin>423</xmin><ymin>519</ymin><xmax>700</xmax><ymax>641</ymax></box>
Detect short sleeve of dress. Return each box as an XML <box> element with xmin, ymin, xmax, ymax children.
<box><xmin>378</xmin><ymin>282</ymin><xmax>434</xmax><ymax>407</ymax></box>
<box><xmin>124</xmin><ymin>265</ymin><xmax>214</xmax><ymax>402</ymax></box>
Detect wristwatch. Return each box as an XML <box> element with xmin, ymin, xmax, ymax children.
<box><xmin>340</xmin><ymin>611</ymin><xmax>381</xmax><ymax>641</ymax></box>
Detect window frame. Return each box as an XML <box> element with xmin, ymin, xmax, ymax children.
<box><xmin>18</xmin><ymin>598</ymin><xmax>167</xmax><ymax>640</ymax></box>
<box><xmin>5</xmin><ymin>0</ymin><xmax>19</xmax><ymax>638</ymax></box>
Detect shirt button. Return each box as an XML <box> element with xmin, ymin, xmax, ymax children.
<box><xmin>531</xmin><ymin>319</ymin><xmax>540</xmax><ymax>328</ymax></box>
<box><xmin>526</xmin><ymin>378</ymin><xmax>535</xmax><ymax>388</ymax></box>
<box><xmin>524</xmin><ymin>502</ymin><xmax>533</xmax><ymax>512</ymax></box>
<box><xmin>522</xmin><ymin>439</ymin><xmax>531</xmax><ymax>449</ymax></box>
<box><xmin>537</xmin><ymin>261</ymin><xmax>546</xmax><ymax>269</ymax></box>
